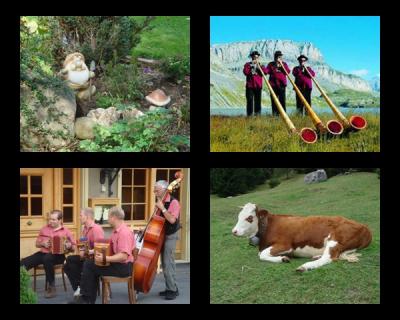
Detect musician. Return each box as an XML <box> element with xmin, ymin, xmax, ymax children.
<box><xmin>20</xmin><ymin>210</ymin><xmax>75</xmax><ymax>299</ymax></box>
<box><xmin>292</xmin><ymin>55</ymin><xmax>316</xmax><ymax>115</ymax></box>
<box><xmin>265</xmin><ymin>51</ymin><xmax>291</xmax><ymax>116</ymax></box>
<box><xmin>243</xmin><ymin>51</ymin><xmax>268</xmax><ymax>116</ymax></box>
<box><xmin>64</xmin><ymin>208</ymin><xmax>104</xmax><ymax>299</ymax></box>
<box><xmin>69</xmin><ymin>207</ymin><xmax>135</xmax><ymax>304</ymax></box>
<box><xmin>154</xmin><ymin>180</ymin><xmax>181</xmax><ymax>300</ymax></box>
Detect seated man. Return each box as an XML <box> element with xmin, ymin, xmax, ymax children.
<box><xmin>20</xmin><ymin>210</ymin><xmax>76</xmax><ymax>298</ymax></box>
<box><xmin>69</xmin><ymin>207</ymin><xmax>135</xmax><ymax>304</ymax></box>
<box><xmin>64</xmin><ymin>208</ymin><xmax>104</xmax><ymax>299</ymax></box>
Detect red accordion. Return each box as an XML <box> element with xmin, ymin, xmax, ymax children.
<box><xmin>51</xmin><ymin>235</ymin><xmax>68</xmax><ymax>254</ymax></box>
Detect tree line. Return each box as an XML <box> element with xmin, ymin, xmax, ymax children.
<box><xmin>210</xmin><ymin>168</ymin><xmax>379</xmax><ymax>197</ymax></box>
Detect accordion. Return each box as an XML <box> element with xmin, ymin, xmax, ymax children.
<box><xmin>77</xmin><ymin>237</ymin><xmax>90</xmax><ymax>259</ymax></box>
<box><xmin>51</xmin><ymin>235</ymin><xmax>68</xmax><ymax>254</ymax></box>
<box><xmin>94</xmin><ymin>240</ymin><xmax>111</xmax><ymax>266</ymax></box>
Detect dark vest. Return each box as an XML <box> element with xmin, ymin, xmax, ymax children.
<box><xmin>162</xmin><ymin>196</ymin><xmax>181</xmax><ymax>235</ymax></box>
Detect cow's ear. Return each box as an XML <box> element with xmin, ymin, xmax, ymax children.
<box><xmin>256</xmin><ymin>209</ymin><xmax>269</xmax><ymax>218</ymax></box>
<box><xmin>255</xmin><ymin>205</ymin><xmax>259</xmax><ymax>213</ymax></box>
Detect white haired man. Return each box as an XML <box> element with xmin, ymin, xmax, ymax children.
<box><xmin>154</xmin><ymin>180</ymin><xmax>181</xmax><ymax>300</ymax></box>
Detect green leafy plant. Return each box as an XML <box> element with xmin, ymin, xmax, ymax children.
<box><xmin>101</xmin><ymin>63</ymin><xmax>144</xmax><ymax>102</ymax></box>
<box><xmin>160</xmin><ymin>54</ymin><xmax>190</xmax><ymax>81</ymax></box>
<box><xmin>79</xmin><ymin>109</ymin><xmax>189</xmax><ymax>152</ymax></box>
<box><xmin>20</xmin><ymin>267</ymin><xmax>37</xmax><ymax>304</ymax></box>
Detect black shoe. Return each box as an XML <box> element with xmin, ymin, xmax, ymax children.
<box><xmin>159</xmin><ymin>288</ymin><xmax>179</xmax><ymax>297</ymax></box>
<box><xmin>165</xmin><ymin>290</ymin><xmax>178</xmax><ymax>300</ymax></box>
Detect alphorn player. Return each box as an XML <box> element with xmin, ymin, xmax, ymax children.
<box><xmin>20</xmin><ymin>210</ymin><xmax>75</xmax><ymax>299</ymax></box>
<box><xmin>265</xmin><ymin>51</ymin><xmax>291</xmax><ymax>116</ymax></box>
<box><xmin>64</xmin><ymin>208</ymin><xmax>104</xmax><ymax>300</ymax></box>
<box><xmin>154</xmin><ymin>180</ymin><xmax>181</xmax><ymax>300</ymax></box>
<box><xmin>69</xmin><ymin>207</ymin><xmax>135</xmax><ymax>304</ymax></box>
<box><xmin>292</xmin><ymin>55</ymin><xmax>316</xmax><ymax>115</ymax></box>
<box><xmin>243</xmin><ymin>50</ymin><xmax>268</xmax><ymax>116</ymax></box>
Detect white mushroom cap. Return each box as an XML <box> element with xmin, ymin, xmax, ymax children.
<box><xmin>145</xmin><ymin>89</ymin><xmax>171</xmax><ymax>107</ymax></box>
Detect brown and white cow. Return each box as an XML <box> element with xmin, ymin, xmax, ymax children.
<box><xmin>232</xmin><ymin>203</ymin><xmax>372</xmax><ymax>272</ymax></box>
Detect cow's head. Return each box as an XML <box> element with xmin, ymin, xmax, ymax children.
<box><xmin>232</xmin><ymin>203</ymin><xmax>259</xmax><ymax>237</ymax></box>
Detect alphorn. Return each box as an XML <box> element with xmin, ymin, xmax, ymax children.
<box><xmin>304</xmin><ymin>66</ymin><xmax>367</xmax><ymax>131</ymax></box>
<box><xmin>279</xmin><ymin>61</ymin><xmax>344</xmax><ymax>136</ymax></box>
<box><xmin>256</xmin><ymin>61</ymin><xmax>318</xmax><ymax>144</ymax></box>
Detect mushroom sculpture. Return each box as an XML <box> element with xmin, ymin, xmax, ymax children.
<box><xmin>145</xmin><ymin>89</ymin><xmax>171</xmax><ymax>107</ymax></box>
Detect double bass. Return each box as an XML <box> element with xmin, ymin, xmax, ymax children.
<box><xmin>134</xmin><ymin>171</ymin><xmax>184</xmax><ymax>293</ymax></box>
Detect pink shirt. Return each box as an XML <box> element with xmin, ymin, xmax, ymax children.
<box><xmin>37</xmin><ymin>224</ymin><xmax>76</xmax><ymax>254</ymax></box>
<box><xmin>292</xmin><ymin>66</ymin><xmax>315</xmax><ymax>90</ymax></box>
<box><xmin>83</xmin><ymin>222</ymin><xmax>104</xmax><ymax>249</ymax></box>
<box><xmin>164</xmin><ymin>193</ymin><xmax>180</xmax><ymax>219</ymax></box>
<box><xmin>265</xmin><ymin>61</ymin><xmax>291</xmax><ymax>89</ymax></box>
<box><xmin>243</xmin><ymin>62</ymin><xmax>269</xmax><ymax>89</ymax></box>
<box><xmin>110</xmin><ymin>223</ymin><xmax>135</xmax><ymax>264</ymax></box>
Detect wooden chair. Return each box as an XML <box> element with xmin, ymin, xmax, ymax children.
<box><xmin>100</xmin><ymin>248</ymin><xmax>138</xmax><ymax>304</ymax></box>
<box><xmin>33</xmin><ymin>264</ymin><xmax>67</xmax><ymax>292</ymax></box>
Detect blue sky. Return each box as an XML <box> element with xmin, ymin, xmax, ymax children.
<box><xmin>210</xmin><ymin>16</ymin><xmax>380</xmax><ymax>80</ymax></box>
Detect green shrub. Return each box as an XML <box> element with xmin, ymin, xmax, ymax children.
<box><xmin>210</xmin><ymin>168</ymin><xmax>270</xmax><ymax>197</ymax></box>
<box><xmin>102</xmin><ymin>63</ymin><xmax>144</xmax><ymax>102</ymax></box>
<box><xmin>268</xmin><ymin>178</ymin><xmax>281</xmax><ymax>189</ymax></box>
<box><xmin>160</xmin><ymin>54</ymin><xmax>190</xmax><ymax>81</ymax></box>
<box><xmin>20</xmin><ymin>17</ymin><xmax>75</xmax><ymax>151</ymax></box>
<box><xmin>79</xmin><ymin>109</ymin><xmax>189</xmax><ymax>152</ymax></box>
<box><xmin>40</xmin><ymin>16</ymin><xmax>154</xmax><ymax>67</ymax></box>
<box><xmin>95</xmin><ymin>95</ymin><xmax>124</xmax><ymax>109</ymax></box>
<box><xmin>20</xmin><ymin>267</ymin><xmax>37</xmax><ymax>304</ymax></box>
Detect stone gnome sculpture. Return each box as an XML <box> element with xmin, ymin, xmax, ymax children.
<box><xmin>59</xmin><ymin>52</ymin><xmax>96</xmax><ymax>101</ymax></box>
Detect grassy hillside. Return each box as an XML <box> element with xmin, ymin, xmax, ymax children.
<box><xmin>131</xmin><ymin>16</ymin><xmax>190</xmax><ymax>60</ymax></box>
<box><xmin>210</xmin><ymin>172</ymin><xmax>380</xmax><ymax>304</ymax></box>
<box><xmin>210</xmin><ymin>113</ymin><xmax>380</xmax><ymax>152</ymax></box>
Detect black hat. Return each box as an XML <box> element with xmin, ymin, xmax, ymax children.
<box><xmin>249</xmin><ymin>50</ymin><xmax>261</xmax><ymax>58</ymax></box>
<box><xmin>297</xmin><ymin>55</ymin><xmax>308</xmax><ymax>61</ymax></box>
<box><xmin>274</xmin><ymin>51</ymin><xmax>283</xmax><ymax>58</ymax></box>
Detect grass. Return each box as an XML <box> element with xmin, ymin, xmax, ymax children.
<box><xmin>131</xmin><ymin>16</ymin><xmax>190</xmax><ymax>60</ymax></box>
<box><xmin>210</xmin><ymin>172</ymin><xmax>380</xmax><ymax>304</ymax></box>
<box><xmin>210</xmin><ymin>112</ymin><xmax>380</xmax><ymax>152</ymax></box>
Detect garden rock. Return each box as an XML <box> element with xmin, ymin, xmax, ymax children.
<box><xmin>87</xmin><ymin>107</ymin><xmax>121</xmax><ymax>126</ymax></box>
<box><xmin>304</xmin><ymin>169</ymin><xmax>328</xmax><ymax>184</ymax></box>
<box><xmin>74</xmin><ymin>117</ymin><xmax>96</xmax><ymax>140</ymax></box>
<box><xmin>122</xmin><ymin>108</ymin><xmax>145</xmax><ymax>121</ymax></box>
<box><xmin>20</xmin><ymin>83</ymin><xmax>76</xmax><ymax>151</ymax></box>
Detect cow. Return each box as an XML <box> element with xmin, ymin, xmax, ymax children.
<box><xmin>232</xmin><ymin>203</ymin><xmax>372</xmax><ymax>272</ymax></box>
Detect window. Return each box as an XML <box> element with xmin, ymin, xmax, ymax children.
<box><xmin>20</xmin><ymin>175</ymin><xmax>43</xmax><ymax>216</ymax></box>
<box><xmin>62</xmin><ymin>168</ymin><xmax>74</xmax><ymax>222</ymax></box>
<box><xmin>121</xmin><ymin>169</ymin><xmax>148</xmax><ymax>221</ymax></box>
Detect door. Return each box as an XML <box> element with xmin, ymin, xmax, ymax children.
<box><xmin>20</xmin><ymin>168</ymin><xmax>53</xmax><ymax>259</ymax></box>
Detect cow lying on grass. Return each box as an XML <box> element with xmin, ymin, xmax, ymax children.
<box><xmin>232</xmin><ymin>203</ymin><xmax>372</xmax><ymax>272</ymax></box>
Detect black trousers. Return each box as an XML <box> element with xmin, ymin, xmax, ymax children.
<box><xmin>246</xmin><ymin>87</ymin><xmax>262</xmax><ymax>116</ymax></box>
<box><xmin>270</xmin><ymin>87</ymin><xmax>286</xmax><ymax>116</ymax></box>
<box><xmin>64</xmin><ymin>255</ymin><xmax>84</xmax><ymax>291</ymax></box>
<box><xmin>296</xmin><ymin>88</ymin><xmax>312</xmax><ymax>115</ymax></box>
<box><xmin>80</xmin><ymin>259</ymin><xmax>132</xmax><ymax>304</ymax></box>
<box><xmin>20</xmin><ymin>251</ymin><xmax>65</xmax><ymax>286</ymax></box>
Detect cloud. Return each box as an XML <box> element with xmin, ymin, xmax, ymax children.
<box><xmin>350</xmin><ymin>69</ymin><xmax>369</xmax><ymax>76</ymax></box>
